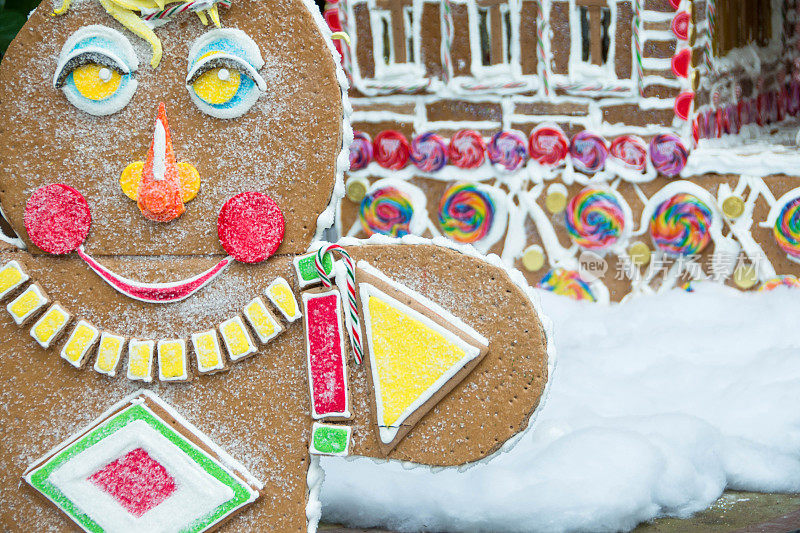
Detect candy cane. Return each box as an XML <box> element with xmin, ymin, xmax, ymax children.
<box><xmin>441</xmin><ymin>0</ymin><xmax>454</xmax><ymax>85</ymax></box>
<box><xmin>141</xmin><ymin>0</ymin><xmax>230</xmax><ymax>21</ymax></box>
<box><xmin>536</xmin><ymin>0</ymin><xmax>550</xmax><ymax>96</ymax></box>
<box><xmin>315</xmin><ymin>244</ymin><xmax>364</xmax><ymax>364</ymax></box>
<box><xmin>705</xmin><ymin>0</ymin><xmax>715</xmax><ymax>72</ymax></box>
<box><xmin>633</xmin><ymin>0</ymin><xmax>644</xmax><ymax>96</ymax></box>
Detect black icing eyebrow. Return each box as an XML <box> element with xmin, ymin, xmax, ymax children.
<box><xmin>186</xmin><ymin>55</ymin><xmax>255</xmax><ymax>86</ymax></box>
<box><xmin>54</xmin><ymin>51</ymin><xmax>128</xmax><ymax>89</ymax></box>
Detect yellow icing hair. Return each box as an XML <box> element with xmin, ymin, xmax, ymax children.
<box><xmin>52</xmin><ymin>0</ymin><xmax>223</xmax><ymax>68</ymax></box>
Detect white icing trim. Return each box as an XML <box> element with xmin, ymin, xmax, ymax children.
<box><xmin>302</xmin><ymin>290</ymin><xmax>352</xmax><ymax>420</ymax></box>
<box><xmin>190</xmin><ymin>329</ymin><xmax>225</xmax><ymax>373</ymax></box>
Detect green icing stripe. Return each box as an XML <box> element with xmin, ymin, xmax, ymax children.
<box><xmin>29</xmin><ymin>403</ymin><xmax>254</xmax><ymax>533</ymax></box>
<box><xmin>298</xmin><ymin>253</ymin><xmax>333</xmax><ymax>282</ymax></box>
<box><xmin>312</xmin><ymin>426</ymin><xmax>348</xmax><ymax>454</ymax></box>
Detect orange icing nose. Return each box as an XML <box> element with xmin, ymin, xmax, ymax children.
<box><xmin>137</xmin><ymin>103</ymin><xmax>185</xmax><ymax>222</ymax></box>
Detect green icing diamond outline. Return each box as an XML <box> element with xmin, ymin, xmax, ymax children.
<box><xmin>312</xmin><ymin>425</ymin><xmax>348</xmax><ymax>454</ymax></box>
<box><xmin>297</xmin><ymin>252</ymin><xmax>333</xmax><ymax>282</ymax></box>
<box><xmin>28</xmin><ymin>403</ymin><xmax>254</xmax><ymax>533</ymax></box>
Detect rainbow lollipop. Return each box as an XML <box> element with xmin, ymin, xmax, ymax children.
<box><xmin>565</xmin><ymin>188</ymin><xmax>626</xmax><ymax>250</ymax></box>
<box><xmin>438</xmin><ymin>183</ymin><xmax>495</xmax><ymax>244</ymax></box>
<box><xmin>649</xmin><ymin>193</ymin><xmax>713</xmax><ymax>256</ymax></box>
<box><xmin>758</xmin><ymin>275</ymin><xmax>800</xmax><ymax>292</ymax></box>
<box><xmin>448</xmin><ymin>129</ymin><xmax>486</xmax><ymax>169</ymax></box>
<box><xmin>359</xmin><ymin>186</ymin><xmax>414</xmax><ymax>237</ymax></box>
<box><xmin>536</xmin><ymin>268</ymin><xmax>597</xmax><ymax>302</ymax></box>
<box><xmin>528</xmin><ymin>124</ymin><xmax>569</xmax><ymax>166</ymax></box>
<box><xmin>488</xmin><ymin>131</ymin><xmax>528</xmax><ymax>172</ymax></box>
<box><xmin>773</xmin><ymin>196</ymin><xmax>800</xmax><ymax>260</ymax></box>
<box><xmin>410</xmin><ymin>132</ymin><xmax>448</xmax><ymax>172</ymax></box>
<box><xmin>649</xmin><ymin>134</ymin><xmax>688</xmax><ymax>177</ymax></box>
<box><xmin>569</xmin><ymin>131</ymin><xmax>608</xmax><ymax>174</ymax></box>
<box><xmin>349</xmin><ymin>131</ymin><xmax>373</xmax><ymax>171</ymax></box>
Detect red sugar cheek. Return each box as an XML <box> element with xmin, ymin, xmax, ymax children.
<box><xmin>217</xmin><ymin>192</ymin><xmax>285</xmax><ymax>263</ymax></box>
<box><xmin>24</xmin><ymin>184</ymin><xmax>91</xmax><ymax>254</ymax></box>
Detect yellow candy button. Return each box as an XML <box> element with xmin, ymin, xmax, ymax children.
<box><xmin>629</xmin><ymin>241</ymin><xmax>651</xmax><ymax>266</ymax></box>
<box><xmin>120</xmin><ymin>161</ymin><xmax>144</xmax><ymax>200</ymax></box>
<box><xmin>346</xmin><ymin>178</ymin><xmax>369</xmax><ymax>203</ymax></box>
<box><xmin>521</xmin><ymin>245</ymin><xmax>545</xmax><ymax>272</ymax></box>
<box><xmin>178</xmin><ymin>162</ymin><xmax>201</xmax><ymax>202</ymax></box>
<box><xmin>721</xmin><ymin>196</ymin><xmax>745</xmax><ymax>219</ymax></box>
<box><xmin>733</xmin><ymin>264</ymin><xmax>758</xmax><ymax>289</ymax></box>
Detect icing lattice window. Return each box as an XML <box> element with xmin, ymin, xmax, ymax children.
<box><xmin>477</xmin><ymin>1</ymin><xmax>513</xmax><ymax>66</ymax></box>
<box><xmin>713</xmin><ymin>0</ymin><xmax>773</xmax><ymax>56</ymax></box>
<box><xmin>371</xmin><ymin>0</ymin><xmax>419</xmax><ymax>77</ymax></box>
<box><xmin>577</xmin><ymin>0</ymin><xmax>611</xmax><ymax>66</ymax></box>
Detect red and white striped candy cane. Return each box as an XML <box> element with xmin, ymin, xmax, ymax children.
<box><xmin>315</xmin><ymin>244</ymin><xmax>364</xmax><ymax>364</ymax></box>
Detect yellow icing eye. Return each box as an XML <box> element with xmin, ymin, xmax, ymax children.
<box><xmin>72</xmin><ymin>63</ymin><xmax>122</xmax><ymax>101</ymax></box>
<box><xmin>192</xmin><ymin>67</ymin><xmax>241</xmax><ymax>105</ymax></box>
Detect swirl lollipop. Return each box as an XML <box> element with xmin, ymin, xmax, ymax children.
<box><xmin>349</xmin><ymin>131</ymin><xmax>373</xmax><ymax>171</ymax></box>
<box><xmin>649</xmin><ymin>134</ymin><xmax>688</xmax><ymax>177</ymax></box>
<box><xmin>410</xmin><ymin>132</ymin><xmax>448</xmax><ymax>172</ymax></box>
<box><xmin>373</xmin><ymin>130</ymin><xmax>410</xmax><ymax>170</ymax></box>
<box><xmin>609</xmin><ymin>135</ymin><xmax>647</xmax><ymax>172</ymax></box>
<box><xmin>448</xmin><ymin>129</ymin><xmax>486</xmax><ymax>169</ymax></box>
<box><xmin>437</xmin><ymin>183</ymin><xmax>495</xmax><ymax>244</ymax></box>
<box><xmin>536</xmin><ymin>268</ymin><xmax>597</xmax><ymax>302</ymax></box>
<box><xmin>565</xmin><ymin>188</ymin><xmax>626</xmax><ymax>250</ymax></box>
<box><xmin>488</xmin><ymin>130</ymin><xmax>528</xmax><ymax>172</ymax></box>
<box><xmin>759</xmin><ymin>275</ymin><xmax>800</xmax><ymax>292</ymax></box>
<box><xmin>649</xmin><ymin>193</ymin><xmax>713</xmax><ymax>256</ymax></box>
<box><xmin>569</xmin><ymin>131</ymin><xmax>608</xmax><ymax>173</ymax></box>
<box><xmin>359</xmin><ymin>186</ymin><xmax>414</xmax><ymax>237</ymax></box>
<box><xmin>528</xmin><ymin>124</ymin><xmax>569</xmax><ymax>166</ymax></box>
<box><xmin>773</xmin><ymin>196</ymin><xmax>800</xmax><ymax>260</ymax></box>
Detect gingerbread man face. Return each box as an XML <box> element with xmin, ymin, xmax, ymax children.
<box><xmin>0</xmin><ymin>0</ymin><xmax>342</xmax><ymax>265</ymax></box>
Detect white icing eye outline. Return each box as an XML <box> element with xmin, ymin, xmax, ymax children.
<box><xmin>186</xmin><ymin>29</ymin><xmax>267</xmax><ymax>120</ymax></box>
<box><xmin>53</xmin><ymin>26</ymin><xmax>139</xmax><ymax>117</ymax></box>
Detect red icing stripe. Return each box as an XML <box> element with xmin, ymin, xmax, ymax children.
<box><xmin>305</xmin><ymin>291</ymin><xmax>348</xmax><ymax>417</ymax></box>
<box><xmin>77</xmin><ymin>246</ymin><xmax>231</xmax><ymax>303</ymax></box>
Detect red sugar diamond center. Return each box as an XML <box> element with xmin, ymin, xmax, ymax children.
<box><xmin>88</xmin><ymin>448</ymin><xmax>177</xmax><ymax>518</ymax></box>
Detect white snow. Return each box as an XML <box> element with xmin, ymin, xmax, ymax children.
<box><xmin>319</xmin><ymin>283</ymin><xmax>800</xmax><ymax>532</ymax></box>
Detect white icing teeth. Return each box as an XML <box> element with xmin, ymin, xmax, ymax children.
<box><xmin>191</xmin><ymin>329</ymin><xmax>226</xmax><ymax>374</ymax></box>
<box><xmin>265</xmin><ymin>277</ymin><xmax>302</xmax><ymax>322</ymax></box>
<box><xmin>219</xmin><ymin>316</ymin><xmax>257</xmax><ymax>362</ymax></box>
<box><xmin>243</xmin><ymin>297</ymin><xmax>283</xmax><ymax>344</ymax></box>
<box><xmin>30</xmin><ymin>304</ymin><xmax>71</xmax><ymax>349</ymax></box>
<box><xmin>158</xmin><ymin>339</ymin><xmax>191</xmax><ymax>382</ymax></box>
<box><xmin>60</xmin><ymin>319</ymin><xmax>100</xmax><ymax>368</ymax></box>
<box><xmin>127</xmin><ymin>339</ymin><xmax>154</xmax><ymax>382</ymax></box>
<box><xmin>0</xmin><ymin>260</ymin><xmax>29</xmax><ymax>300</ymax></box>
<box><xmin>94</xmin><ymin>332</ymin><xmax>126</xmax><ymax>376</ymax></box>
<box><xmin>7</xmin><ymin>283</ymin><xmax>48</xmax><ymax>325</ymax></box>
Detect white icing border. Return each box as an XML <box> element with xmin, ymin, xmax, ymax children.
<box><xmin>302</xmin><ymin>290</ymin><xmax>352</xmax><ymax>420</ymax></box>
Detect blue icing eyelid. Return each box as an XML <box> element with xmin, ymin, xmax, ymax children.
<box><xmin>191</xmin><ymin>39</ymin><xmax>259</xmax><ymax>68</ymax></box>
<box><xmin>68</xmin><ymin>37</ymin><xmax>136</xmax><ymax>71</ymax></box>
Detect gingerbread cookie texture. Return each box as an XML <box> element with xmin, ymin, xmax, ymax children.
<box><xmin>22</xmin><ymin>390</ymin><xmax>262</xmax><ymax>533</ymax></box>
<box><xmin>329</xmin><ymin>0</ymin><xmax>800</xmax><ymax>302</ymax></box>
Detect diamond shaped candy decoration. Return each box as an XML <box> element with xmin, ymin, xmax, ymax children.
<box><xmin>23</xmin><ymin>390</ymin><xmax>262</xmax><ymax>533</ymax></box>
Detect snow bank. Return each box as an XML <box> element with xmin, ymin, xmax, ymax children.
<box><xmin>320</xmin><ymin>284</ymin><xmax>800</xmax><ymax>532</ymax></box>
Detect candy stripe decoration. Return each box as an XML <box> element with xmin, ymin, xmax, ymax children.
<box><xmin>23</xmin><ymin>390</ymin><xmax>260</xmax><ymax>533</ymax></box>
<box><xmin>565</xmin><ymin>188</ymin><xmax>627</xmax><ymax>250</ymax></box>
<box><xmin>569</xmin><ymin>131</ymin><xmax>608</xmax><ymax>174</ymax></box>
<box><xmin>438</xmin><ymin>183</ymin><xmax>495</xmax><ymax>244</ymax></box>
<box><xmin>410</xmin><ymin>132</ymin><xmax>448</xmax><ymax>172</ymax></box>
<box><xmin>373</xmin><ymin>130</ymin><xmax>410</xmax><ymax>170</ymax></box>
<box><xmin>528</xmin><ymin>124</ymin><xmax>569</xmax><ymax>166</ymax></box>
<box><xmin>309</xmin><ymin>422</ymin><xmax>351</xmax><ymax>456</ymax></box>
<box><xmin>649</xmin><ymin>193</ymin><xmax>713</xmax><ymax>256</ymax></box>
<box><xmin>359</xmin><ymin>186</ymin><xmax>414</xmax><ymax>237</ymax></box>
<box><xmin>488</xmin><ymin>131</ymin><xmax>528</xmax><ymax>172</ymax></box>
<box><xmin>448</xmin><ymin>129</ymin><xmax>486</xmax><ymax>169</ymax></box>
<box><xmin>315</xmin><ymin>244</ymin><xmax>363</xmax><ymax>365</ymax></box>
<box><xmin>650</xmin><ymin>134</ymin><xmax>688</xmax><ymax>177</ymax></box>
<box><xmin>609</xmin><ymin>135</ymin><xmax>648</xmax><ymax>172</ymax></box>
<box><xmin>536</xmin><ymin>269</ymin><xmax>597</xmax><ymax>302</ymax></box>
<box><xmin>303</xmin><ymin>290</ymin><xmax>351</xmax><ymax>419</ymax></box>
<box><xmin>773</xmin><ymin>196</ymin><xmax>800</xmax><ymax>260</ymax></box>
<box><xmin>349</xmin><ymin>131</ymin><xmax>372</xmax><ymax>171</ymax></box>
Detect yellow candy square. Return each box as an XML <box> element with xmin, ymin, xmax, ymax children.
<box><xmin>191</xmin><ymin>329</ymin><xmax>224</xmax><ymax>373</ymax></box>
<box><xmin>265</xmin><ymin>277</ymin><xmax>301</xmax><ymax>322</ymax></box>
<box><xmin>30</xmin><ymin>304</ymin><xmax>70</xmax><ymax>349</ymax></box>
<box><xmin>94</xmin><ymin>332</ymin><xmax>125</xmax><ymax>376</ymax></box>
<box><xmin>60</xmin><ymin>320</ymin><xmax>99</xmax><ymax>368</ymax></box>
<box><xmin>127</xmin><ymin>339</ymin><xmax>154</xmax><ymax>382</ymax></box>
<box><xmin>219</xmin><ymin>317</ymin><xmax>256</xmax><ymax>362</ymax></box>
<box><xmin>7</xmin><ymin>285</ymin><xmax>47</xmax><ymax>325</ymax></box>
<box><xmin>243</xmin><ymin>297</ymin><xmax>282</xmax><ymax>344</ymax></box>
<box><xmin>158</xmin><ymin>339</ymin><xmax>188</xmax><ymax>381</ymax></box>
<box><xmin>0</xmin><ymin>261</ymin><xmax>28</xmax><ymax>299</ymax></box>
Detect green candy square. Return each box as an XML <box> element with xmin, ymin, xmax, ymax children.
<box><xmin>297</xmin><ymin>253</ymin><xmax>333</xmax><ymax>282</ymax></box>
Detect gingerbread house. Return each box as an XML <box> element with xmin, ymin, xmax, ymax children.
<box><xmin>327</xmin><ymin>0</ymin><xmax>800</xmax><ymax>302</ymax></box>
